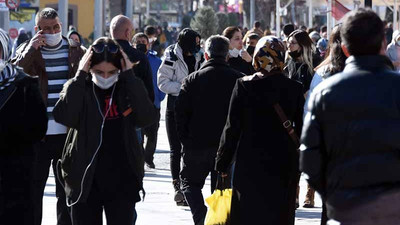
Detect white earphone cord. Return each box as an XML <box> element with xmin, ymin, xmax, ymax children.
<box><xmin>56</xmin><ymin>82</ymin><xmax>117</xmax><ymax>207</ymax></box>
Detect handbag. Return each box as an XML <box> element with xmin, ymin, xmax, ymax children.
<box><xmin>205</xmin><ymin>175</ymin><xmax>232</xmax><ymax>225</ymax></box>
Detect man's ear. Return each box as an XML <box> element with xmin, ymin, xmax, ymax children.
<box><xmin>341</xmin><ymin>44</ymin><xmax>351</xmax><ymax>58</ymax></box>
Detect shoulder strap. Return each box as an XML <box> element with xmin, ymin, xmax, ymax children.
<box><xmin>273</xmin><ymin>103</ymin><xmax>300</xmax><ymax>150</ymax></box>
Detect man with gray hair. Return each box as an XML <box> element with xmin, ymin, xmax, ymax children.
<box><xmin>12</xmin><ymin>7</ymin><xmax>85</xmax><ymax>225</ymax></box>
<box><xmin>175</xmin><ymin>35</ymin><xmax>244</xmax><ymax>225</ymax></box>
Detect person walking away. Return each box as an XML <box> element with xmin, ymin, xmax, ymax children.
<box><xmin>223</xmin><ymin>26</ymin><xmax>255</xmax><ymax>75</ymax></box>
<box><xmin>0</xmin><ymin>28</ymin><xmax>47</xmax><ymax>225</ymax></box>
<box><xmin>132</xmin><ymin>32</ymin><xmax>166</xmax><ymax>168</ymax></box>
<box><xmin>301</xmin><ymin>8</ymin><xmax>400</xmax><ymax>225</ymax></box>
<box><xmin>175</xmin><ymin>35</ymin><xmax>244</xmax><ymax>225</ymax></box>
<box><xmin>54</xmin><ymin>37</ymin><xmax>157</xmax><ymax>225</ymax></box>
<box><xmin>11</xmin><ymin>8</ymin><xmax>85</xmax><ymax>225</ymax></box>
<box><xmin>158</xmin><ymin>28</ymin><xmax>203</xmax><ymax>206</ymax></box>
<box><xmin>216</xmin><ymin>36</ymin><xmax>304</xmax><ymax>225</ymax></box>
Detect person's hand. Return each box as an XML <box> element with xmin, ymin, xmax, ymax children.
<box><xmin>78</xmin><ymin>49</ymin><xmax>93</xmax><ymax>73</ymax></box>
<box><xmin>29</xmin><ymin>30</ymin><xmax>46</xmax><ymax>50</ymax></box>
<box><xmin>120</xmin><ymin>50</ymin><xmax>134</xmax><ymax>72</ymax></box>
<box><xmin>220</xmin><ymin>172</ymin><xmax>228</xmax><ymax>178</ymax></box>
<box><xmin>241</xmin><ymin>50</ymin><xmax>253</xmax><ymax>63</ymax></box>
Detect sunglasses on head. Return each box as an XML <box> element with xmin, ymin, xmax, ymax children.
<box><xmin>92</xmin><ymin>43</ymin><xmax>119</xmax><ymax>54</ymax></box>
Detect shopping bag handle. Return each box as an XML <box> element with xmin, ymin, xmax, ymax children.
<box><xmin>216</xmin><ymin>174</ymin><xmax>230</xmax><ymax>191</ymax></box>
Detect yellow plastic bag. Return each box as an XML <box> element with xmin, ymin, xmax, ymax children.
<box><xmin>205</xmin><ymin>188</ymin><xmax>232</xmax><ymax>225</ymax></box>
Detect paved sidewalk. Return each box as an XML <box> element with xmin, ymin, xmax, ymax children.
<box><xmin>42</xmin><ymin>102</ymin><xmax>322</xmax><ymax>224</ymax></box>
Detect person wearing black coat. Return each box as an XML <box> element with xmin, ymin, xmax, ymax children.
<box><xmin>215</xmin><ymin>36</ymin><xmax>304</xmax><ymax>225</ymax></box>
<box><xmin>223</xmin><ymin>26</ymin><xmax>256</xmax><ymax>75</ymax></box>
<box><xmin>301</xmin><ymin>9</ymin><xmax>400</xmax><ymax>225</ymax></box>
<box><xmin>0</xmin><ymin>28</ymin><xmax>47</xmax><ymax>225</ymax></box>
<box><xmin>53</xmin><ymin>38</ymin><xmax>157</xmax><ymax>225</ymax></box>
<box><xmin>175</xmin><ymin>35</ymin><xmax>243</xmax><ymax>225</ymax></box>
<box><xmin>110</xmin><ymin>15</ymin><xmax>155</xmax><ymax>103</ymax></box>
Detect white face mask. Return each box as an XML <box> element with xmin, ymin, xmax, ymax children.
<box><xmin>0</xmin><ymin>59</ymin><xmax>6</xmax><ymax>72</ymax></box>
<box><xmin>44</xmin><ymin>32</ymin><xmax>62</xmax><ymax>46</ymax></box>
<box><xmin>229</xmin><ymin>48</ymin><xmax>241</xmax><ymax>58</ymax></box>
<box><xmin>92</xmin><ymin>73</ymin><xmax>119</xmax><ymax>90</ymax></box>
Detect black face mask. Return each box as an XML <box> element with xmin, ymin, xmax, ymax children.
<box><xmin>136</xmin><ymin>44</ymin><xmax>147</xmax><ymax>54</ymax></box>
<box><xmin>289</xmin><ymin>50</ymin><xmax>302</xmax><ymax>59</ymax></box>
<box><xmin>246</xmin><ymin>46</ymin><xmax>255</xmax><ymax>56</ymax></box>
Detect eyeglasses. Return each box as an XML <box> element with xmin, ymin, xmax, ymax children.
<box><xmin>92</xmin><ymin>43</ymin><xmax>119</xmax><ymax>54</ymax></box>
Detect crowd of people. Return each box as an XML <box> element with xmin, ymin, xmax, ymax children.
<box><xmin>1</xmin><ymin>6</ymin><xmax>400</xmax><ymax>225</ymax></box>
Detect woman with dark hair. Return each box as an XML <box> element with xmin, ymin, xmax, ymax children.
<box><xmin>305</xmin><ymin>24</ymin><xmax>347</xmax><ymax>115</ymax></box>
<box><xmin>285</xmin><ymin>30</ymin><xmax>320</xmax><ymax>95</ymax></box>
<box><xmin>216</xmin><ymin>36</ymin><xmax>304</xmax><ymax>225</ymax></box>
<box><xmin>53</xmin><ymin>37</ymin><xmax>157</xmax><ymax>225</ymax></box>
<box><xmin>303</xmin><ymin>24</ymin><xmax>347</xmax><ymax>225</ymax></box>
<box><xmin>223</xmin><ymin>26</ymin><xmax>255</xmax><ymax>75</ymax></box>
<box><xmin>0</xmin><ymin>28</ymin><xmax>47</xmax><ymax>224</ymax></box>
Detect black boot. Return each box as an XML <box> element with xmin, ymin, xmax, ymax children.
<box><xmin>173</xmin><ymin>179</ymin><xmax>188</xmax><ymax>206</ymax></box>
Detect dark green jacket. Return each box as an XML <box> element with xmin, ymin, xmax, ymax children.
<box><xmin>53</xmin><ymin>69</ymin><xmax>157</xmax><ymax>204</ymax></box>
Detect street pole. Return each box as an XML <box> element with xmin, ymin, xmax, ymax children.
<box><xmin>58</xmin><ymin>0</ymin><xmax>68</xmax><ymax>35</ymax></box>
<box><xmin>327</xmin><ymin>0</ymin><xmax>332</xmax><ymax>40</ymax></box>
<box><xmin>94</xmin><ymin>0</ymin><xmax>103</xmax><ymax>39</ymax></box>
<box><xmin>395</xmin><ymin>0</ymin><xmax>398</xmax><ymax>30</ymax></box>
<box><xmin>146</xmin><ymin>0</ymin><xmax>150</xmax><ymax>17</ymax></box>
<box><xmin>250</xmin><ymin>0</ymin><xmax>255</xmax><ymax>28</ymax></box>
<box><xmin>308</xmin><ymin>0</ymin><xmax>312</xmax><ymax>28</ymax></box>
<box><xmin>126</xmin><ymin>0</ymin><xmax>133</xmax><ymax>19</ymax></box>
<box><xmin>0</xmin><ymin>10</ymin><xmax>9</xmax><ymax>31</ymax></box>
<box><xmin>276</xmin><ymin>0</ymin><xmax>281</xmax><ymax>38</ymax></box>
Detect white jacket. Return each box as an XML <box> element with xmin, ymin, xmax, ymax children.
<box><xmin>157</xmin><ymin>44</ymin><xmax>203</xmax><ymax>96</ymax></box>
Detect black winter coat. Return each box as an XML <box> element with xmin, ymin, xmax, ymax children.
<box><xmin>228</xmin><ymin>56</ymin><xmax>255</xmax><ymax>75</ymax></box>
<box><xmin>53</xmin><ymin>69</ymin><xmax>157</xmax><ymax>204</ymax></box>
<box><xmin>300</xmin><ymin>55</ymin><xmax>400</xmax><ymax>219</ymax></box>
<box><xmin>216</xmin><ymin>72</ymin><xmax>304</xmax><ymax>225</ymax></box>
<box><xmin>175</xmin><ymin>58</ymin><xmax>244</xmax><ymax>150</ymax></box>
<box><xmin>117</xmin><ymin>40</ymin><xmax>155</xmax><ymax>103</ymax></box>
<box><xmin>0</xmin><ymin>70</ymin><xmax>47</xmax><ymax>154</ymax></box>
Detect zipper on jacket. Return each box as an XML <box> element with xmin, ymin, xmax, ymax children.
<box><xmin>0</xmin><ymin>87</ymin><xmax>18</xmax><ymax>111</ymax></box>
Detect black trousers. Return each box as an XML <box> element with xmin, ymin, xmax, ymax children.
<box><xmin>181</xmin><ymin>148</ymin><xmax>218</xmax><ymax>225</ymax></box>
<box><xmin>142</xmin><ymin>108</ymin><xmax>161</xmax><ymax>164</ymax></box>
<box><xmin>0</xmin><ymin>152</ymin><xmax>35</xmax><ymax>225</ymax></box>
<box><xmin>71</xmin><ymin>183</ymin><xmax>137</xmax><ymax>225</ymax></box>
<box><xmin>32</xmin><ymin>134</ymin><xmax>71</xmax><ymax>225</ymax></box>
<box><xmin>165</xmin><ymin>95</ymin><xmax>182</xmax><ymax>180</ymax></box>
